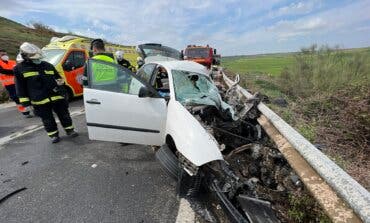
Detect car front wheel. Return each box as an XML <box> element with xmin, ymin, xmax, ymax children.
<box><xmin>155</xmin><ymin>144</ymin><xmax>180</xmax><ymax>180</ymax></box>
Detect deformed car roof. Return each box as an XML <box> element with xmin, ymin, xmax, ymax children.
<box><xmin>155</xmin><ymin>60</ymin><xmax>209</xmax><ymax>76</ymax></box>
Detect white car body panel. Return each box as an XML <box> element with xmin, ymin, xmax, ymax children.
<box><xmin>157</xmin><ymin>60</ymin><xmax>210</xmax><ymax>77</ymax></box>
<box><xmin>84</xmin><ymin>88</ymin><xmax>167</xmax><ymax>146</ymax></box>
<box><xmin>161</xmin><ymin>61</ymin><xmax>224</xmax><ymax>166</ymax></box>
<box><xmin>165</xmin><ymin>99</ymin><xmax>224</xmax><ymax>166</ymax></box>
<box><xmin>145</xmin><ymin>56</ymin><xmax>178</xmax><ymax>63</ymax></box>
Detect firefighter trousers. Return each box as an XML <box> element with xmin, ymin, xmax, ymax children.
<box><xmin>33</xmin><ymin>99</ymin><xmax>74</xmax><ymax>137</ymax></box>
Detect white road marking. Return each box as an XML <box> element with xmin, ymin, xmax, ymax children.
<box><xmin>0</xmin><ymin>109</ymin><xmax>85</xmax><ymax>148</ymax></box>
<box><xmin>175</xmin><ymin>198</ymin><xmax>196</xmax><ymax>223</ymax></box>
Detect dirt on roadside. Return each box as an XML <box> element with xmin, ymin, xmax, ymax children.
<box><xmin>225</xmin><ymin>143</ymin><xmax>330</xmax><ymax>223</ymax></box>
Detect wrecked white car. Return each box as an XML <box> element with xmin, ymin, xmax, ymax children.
<box><xmin>84</xmin><ymin>59</ymin><xmax>226</xmax><ymax>168</ymax></box>
<box><xmin>83</xmin><ymin>59</ymin><xmax>284</xmax><ymax>222</ymax></box>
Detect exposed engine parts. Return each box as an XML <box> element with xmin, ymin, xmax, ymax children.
<box><xmin>157</xmin><ymin>68</ymin><xmax>332</xmax><ymax>223</ymax></box>
<box><xmin>180</xmin><ymin>71</ymin><xmax>311</xmax><ymax>223</ymax></box>
<box><xmin>187</xmin><ymin>104</ymin><xmax>261</xmax><ymax>151</ymax></box>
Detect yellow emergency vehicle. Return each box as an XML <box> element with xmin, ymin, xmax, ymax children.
<box><xmin>41</xmin><ymin>36</ymin><xmax>138</xmax><ymax>100</ymax></box>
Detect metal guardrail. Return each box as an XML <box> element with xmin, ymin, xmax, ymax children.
<box><xmin>222</xmin><ymin>72</ymin><xmax>370</xmax><ymax>223</ymax></box>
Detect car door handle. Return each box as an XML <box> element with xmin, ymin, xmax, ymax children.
<box><xmin>86</xmin><ymin>99</ymin><xmax>101</xmax><ymax>104</ymax></box>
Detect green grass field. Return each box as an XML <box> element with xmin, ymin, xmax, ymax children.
<box><xmin>222</xmin><ymin>54</ymin><xmax>295</xmax><ymax>76</ymax></box>
<box><xmin>222</xmin><ymin>47</ymin><xmax>370</xmax><ymax>76</ymax></box>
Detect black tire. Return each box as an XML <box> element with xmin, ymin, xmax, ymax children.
<box><xmin>155</xmin><ymin>144</ymin><xmax>180</xmax><ymax>180</ymax></box>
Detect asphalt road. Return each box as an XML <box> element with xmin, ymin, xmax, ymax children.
<box><xmin>0</xmin><ymin>99</ymin><xmax>180</xmax><ymax>223</ymax></box>
<box><xmin>0</xmin><ymin>99</ymin><xmax>83</xmax><ymax>138</ymax></box>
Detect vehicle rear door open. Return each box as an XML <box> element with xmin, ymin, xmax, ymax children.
<box><xmin>83</xmin><ymin>59</ymin><xmax>167</xmax><ymax>146</ymax></box>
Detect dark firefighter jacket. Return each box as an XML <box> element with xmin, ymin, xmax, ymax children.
<box><xmin>118</xmin><ymin>58</ymin><xmax>135</xmax><ymax>72</ymax></box>
<box><xmin>14</xmin><ymin>60</ymin><xmax>65</xmax><ymax>106</ymax></box>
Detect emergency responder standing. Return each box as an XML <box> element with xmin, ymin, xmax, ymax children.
<box><xmin>115</xmin><ymin>50</ymin><xmax>135</xmax><ymax>71</ymax></box>
<box><xmin>91</xmin><ymin>39</ymin><xmax>115</xmax><ymax>62</ymax></box>
<box><xmin>14</xmin><ymin>42</ymin><xmax>78</xmax><ymax>143</ymax></box>
<box><xmin>0</xmin><ymin>49</ymin><xmax>31</xmax><ymax>117</ymax></box>
<box><xmin>89</xmin><ymin>39</ymin><xmax>131</xmax><ymax>93</ymax></box>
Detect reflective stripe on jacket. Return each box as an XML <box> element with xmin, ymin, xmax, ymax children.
<box><xmin>118</xmin><ymin>58</ymin><xmax>135</xmax><ymax>72</ymax></box>
<box><xmin>13</xmin><ymin>61</ymin><xmax>64</xmax><ymax>106</ymax></box>
<box><xmin>0</xmin><ymin>59</ymin><xmax>16</xmax><ymax>87</ymax></box>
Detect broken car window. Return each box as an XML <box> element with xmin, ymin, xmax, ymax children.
<box><xmin>172</xmin><ymin>70</ymin><xmax>221</xmax><ymax>107</ymax></box>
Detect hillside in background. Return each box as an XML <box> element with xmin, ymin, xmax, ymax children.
<box><xmin>0</xmin><ymin>16</ymin><xmax>72</xmax><ymax>58</ymax></box>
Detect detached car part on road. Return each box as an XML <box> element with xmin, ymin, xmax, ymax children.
<box><xmin>82</xmin><ymin>58</ymin><xmax>295</xmax><ymax>222</ymax></box>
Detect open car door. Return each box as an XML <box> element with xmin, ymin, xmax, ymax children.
<box><xmin>83</xmin><ymin>59</ymin><xmax>167</xmax><ymax>146</ymax></box>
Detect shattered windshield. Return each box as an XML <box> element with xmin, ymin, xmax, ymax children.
<box><xmin>42</xmin><ymin>49</ymin><xmax>66</xmax><ymax>66</ymax></box>
<box><xmin>185</xmin><ymin>48</ymin><xmax>209</xmax><ymax>58</ymax></box>
<box><xmin>172</xmin><ymin>69</ymin><xmax>221</xmax><ymax>107</ymax></box>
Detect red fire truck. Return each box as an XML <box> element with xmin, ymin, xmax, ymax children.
<box><xmin>183</xmin><ymin>45</ymin><xmax>221</xmax><ymax>69</ymax></box>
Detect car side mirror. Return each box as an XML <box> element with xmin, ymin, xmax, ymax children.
<box><xmin>138</xmin><ymin>86</ymin><xmax>152</xmax><ymax>98</ymax></box>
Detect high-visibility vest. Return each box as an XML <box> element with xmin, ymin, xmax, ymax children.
<box><xmin>91</xmin><ymin>54</ymin><xmax>118</xmax><ymax>84</ymax></box>
<box><xmin>0</xmin><ymin>59</ymin><xmax>16</xmax><ymax>87</ymax></box>
<box><xmin>92</xmin><ymin>54</ymin><xmax>115</xmax><ymax>63</ymax></box>
<box><xmin>91</xmin><ymin>54</ymin><xmax>130</xmax><ymax>93</ymax></box>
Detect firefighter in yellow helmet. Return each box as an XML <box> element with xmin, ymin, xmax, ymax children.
<box><xmin>14</xmin><ymin>42</ymin><xmax>78</xmax><ymax>143</ymax></box>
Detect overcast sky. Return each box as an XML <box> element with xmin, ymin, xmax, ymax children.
<box><xmin>1</xmin><ymin>0</ymin><xmax>370</xmax><ymax>56</ymax></box>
